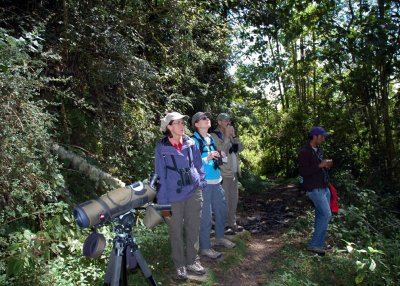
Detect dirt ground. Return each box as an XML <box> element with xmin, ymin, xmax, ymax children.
<box><xmin>209</xmin><ymin>184</ymin><xmax>309</xmax><ymax>286</ymax></box>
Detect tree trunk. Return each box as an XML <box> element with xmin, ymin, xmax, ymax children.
<box><xmin>268</xmin><ymin>34</ymin><xmax>285</xmax><ymax>111</ymax></box>
<box><xmin>52</xmin><ymin>143</ymin><xmax>125</xmax><ymax>188</ymax></box>
<box><xmin>378</xmin><ymin>0</ymin><xmax>395</xmax><ymax>181</ymax></box>
<box><xmin>292</xmin><ymin>42</ymin><xmax>301</xmax><ymax>108</ymax></box>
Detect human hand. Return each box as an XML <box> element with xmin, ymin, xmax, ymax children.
<box><xmin>224</xmin><ymin>125</ymin><xmax>235</xmax><ymax>138</ymax></box>
<box><xmin>207</xmin><ymin>151</ymin><xmax>221</xmax><ymax>161</ymax></box>
<box><xmin>220</xmin><ymin>151</ymin><xmax>228</xmax><ymax>163</ymax></box>
<box><xmin>161</xmin><ymin>210</ymin><xmax>172</xmax><ymax>219</ymax></box>
<box><xmin>319</xmin><ymin>159</ymin><xmax>333</xmax><ymax>169</ymax></box>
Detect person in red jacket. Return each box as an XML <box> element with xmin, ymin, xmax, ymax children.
<box><xmin>298</xmin><ymin>126</ymin><xmax>333</xmax><ymax>255</ymax></box>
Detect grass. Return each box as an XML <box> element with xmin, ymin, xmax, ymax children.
<box><xmin>124</xmin><ymin>224</ymin><xmax>249</xmax><ymax>286</ymax></box>
<box><xmin>263</xmin><ymin>214</ymin><xmax>397</xmax><ymax>286</ymax></box>
<box><xmin>92</xmin><ymin>215</ymin><xmax>397</xmax><ymax>286</ymax></box>
<box><xmin>266</xmin><ymin>241</ymin><xmax>357</xmax><ymax>286</ymax></box>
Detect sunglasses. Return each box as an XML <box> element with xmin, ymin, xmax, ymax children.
<box><xmin>198</xmin><ymin>116</ymin><xmax>209</xmax><ymax>121</ymax></box>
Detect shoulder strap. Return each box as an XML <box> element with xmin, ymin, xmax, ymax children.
<box><xmin>192</xmin><ymin>136</ymin><xmax>206</xmax><ymax>154</ymax></box>
<box><xmin>208</xmin><ymin>135</ymin><xmax>217</xmax><ymax>151</ymax></box>
<box><xmin>187</xmin><ymin>145</ymin><xmax>193</xmax><ymax>167</ymax></box>
<box><xmin>167</xmin><ymin>147</ymin><xmax>193</xmax><ymax>171</ymax></box>
<box><xmin>193</xmin><ymin>133</ymin><xmax>218</xmax><ymax>154</ymax></box>
<box><xmin>212</xmin><ymin>130</ymin><xmax>224</xmax><ymax>140</ymax></box>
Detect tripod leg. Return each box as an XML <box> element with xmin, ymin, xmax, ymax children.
<box><xmin>104</xmin><ymin>242</ymin><xmax>124</xmax><ymax>286</ymax></box>
<box><xmin>133</xmin><ymin>249</ymin><xmax>157</xmax><ymax>286</ymax></box>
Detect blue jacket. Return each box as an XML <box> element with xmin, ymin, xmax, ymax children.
<box><xmin>192</xmin><ymin>132</ymin><xmax>222</xmax><ymax>181</ymax></box>
<box><xmin>155</xmin><ymin>135</ymin><xmax>206</xmax><ymax>204</ymax></box>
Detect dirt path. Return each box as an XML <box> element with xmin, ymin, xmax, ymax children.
<box><xmin>213</xmin><ymin>184</ymin><xmax>309</xmax><ymax>286</ymax></box>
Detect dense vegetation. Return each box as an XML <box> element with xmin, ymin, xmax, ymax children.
<box><xmin>1</xmin><ymin>0</ymin><xmax>399</xmax><ymax>285</ymax></box>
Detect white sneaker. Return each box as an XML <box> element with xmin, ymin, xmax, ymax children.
<box><xmin>187</xmin><ymin>260</ymin><xmax>206</xmax><ymax>275</ymax></box>
<box><xmin>176</xmin><ymin>266</ymin><xmax>187</xmax><ymax>280</ymax></box>
<box><xmin>214</xmin><ymin>238</ymin><xmax>236</xmax><ymax>249</ymax></box>
<box><xmin>200</xmin><ymin>248</ymin><xmax>222</xmax><ymax>259</ymax></box>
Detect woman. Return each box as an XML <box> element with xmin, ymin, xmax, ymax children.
<box><xmin>155</xmin><ymin>111</ymin><xmax>207</xmax><ymax>280</ymax></box>
<box><xmin>191</xmin><ymin>111</ymin><xmax>235</xmax><ymax>260</ymax></box>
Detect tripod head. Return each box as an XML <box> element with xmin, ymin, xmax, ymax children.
<box><xmin>82</xmin><ymin>203</ymin><xmax>171</xmax><ymax>259</ymax></box>
<box><xmin>102</xmin><ymin>209</ymin><xmax>161</xmax><ymax>286</ymax></box>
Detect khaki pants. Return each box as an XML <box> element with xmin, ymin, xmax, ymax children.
<box><xmin>166</xmin><ymin>189</ymin><xmax>202</xmax><ymax>267</ymax></box>
<box><xmin>221</xmin><ymin>173</ymin><xmax>238</xmax><ymax>228</ymax></box>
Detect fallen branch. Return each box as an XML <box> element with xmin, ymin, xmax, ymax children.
<box><xmin>51</xmin><ymin>143</ymin><xmax>125</xmax><ymax>188</ymax></box>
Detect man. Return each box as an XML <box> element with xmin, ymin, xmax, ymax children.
<box><xmin>211</xmin><ymin>113</ymin><xmax>244</xmax><ymax>235</ymax></box>
<box><xmin>298</xmin><ymin>126</ymin><xmax>333</xmax><ymax>255</ymax></box>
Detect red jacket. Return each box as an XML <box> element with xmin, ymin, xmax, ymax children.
<box><xmin>328</xmin><ymin>183</ymin><xmax>339</xmax><ymax>214</ymax></box>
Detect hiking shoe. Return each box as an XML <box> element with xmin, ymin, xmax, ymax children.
<box><xmin>307</xmin><ymin>246</ymin><xmax>326</xmax><ymax>255</ymax></box>
<box><xmin>187</xmin><ymin>260</ymin><xmax>206</xmax><ymax>275</ymax></box>
<box><xmin>224</xmin><ymin>227</ymin><xmax>235</xmax><ymax>235</ymax></box>
<box><xmin>176</xmin><ymin>266</ymin><xmax>188</xmax><ymax>280</ymax></box>
<box><xmin>200</xmin><ymin>248</ymin><xmax>222</xmax><ymax>259</ymax></box>
<box><xmin>234</xmin><ymin>225</ymin><xmax>244</xmax><ymax>232</ymax></box>
<box><xmin>214</xmin><ymin>238</ymin><xmax>236</xmax><ymax>249</ymax></box>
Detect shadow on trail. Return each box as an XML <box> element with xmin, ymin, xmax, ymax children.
<box><xmin>214</xmin><ymin>184</ymin><xmax>312</xmax><ymax>286</ymax></box>
<box><xmin>238</xmin><ymin>184</ymin><xmax>311</xmax><ymax>235</ymax></box>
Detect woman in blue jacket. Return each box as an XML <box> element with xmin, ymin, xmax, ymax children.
<box><xmin>154</xmin><ymin>112</ymin><xmax>207</xmax><ymax>280</ymax></box>
<box><xmin>191</xmin><ymin>112</ymin><xmax>236</xmax><ymax>261</ymax></box>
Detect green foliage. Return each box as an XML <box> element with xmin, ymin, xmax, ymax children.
<box><xmin>268</xmin><ymin>233</ymin><xmax>397</xmax><ymax>286</ymax></box>
<box><xmin>342</xmin><ymin>242</ymin><xmax>386</xmax><ymax>285</ymax></box>
<box><xmin>233</xmin><ymin>0</ymin><xmax>400</xmax><ymax>188</ymax></box>
<box><xmin>0</xmin><ymin>27</ymin><xmax>64</xmax><ymax>224</ymax></box>
<box><xmin>1</xmin><ymin>202</ymin><xmax>108</xmax><ymax>286</ymax></box>
<box><xmin>239</xmin><ymin>171</ymin><xmax>274</xmax><ymax>194</ymax></box>
<box><xmin>1</xmin><ymin>0</ymin><xmax>400</xmax><ymax>285</ymax></box>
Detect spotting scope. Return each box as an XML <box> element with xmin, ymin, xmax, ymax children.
<box><xmin>73</xmin><ymin>175</ymin><xmax>159</xmax><ymax>229</ymax></box>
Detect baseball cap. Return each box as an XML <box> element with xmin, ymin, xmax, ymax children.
<box><xmin>309</xmin><ymin>126</ymin><xmax>331</xmax><ymax>137</ymax></box>
<box><xmin>191</xmin><ymin>111</ymin><xmax>211</xmax><ymax>129</ymax></box>
<box><xmin>160</xmin><ymin>112</ymin><xmax>189</xmax><ymax>132</ymax></box>
<box><xmin>216</xmin><ymin>113</ymin><xmax>231</xmax><ymax>121</ymax></box>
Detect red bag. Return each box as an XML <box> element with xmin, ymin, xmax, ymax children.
<box><xmin>328</xmin><ymin>183</ymin><xmax>339</xmax><ymax>214</ymax></box>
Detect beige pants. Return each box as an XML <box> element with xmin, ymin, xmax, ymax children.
<box><xmin>166</xmin><ymin>189</ymin><xmax>202</xmax><ymax>267</ymax></box>
<box><xmin>221</xmin><ymin>173</ymin><xmax>238</xmax><ymax>228</ymax></box>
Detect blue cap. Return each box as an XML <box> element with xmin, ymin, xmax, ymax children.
<box><xmin>309</xmin><ymin>126</ymin><xmax>331</xmax><ymax>137</ymax></box>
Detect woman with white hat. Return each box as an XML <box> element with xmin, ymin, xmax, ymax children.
<box><xmin>155</xmin><ymin>112</ymin><xmax>207</xmax><ymax>280</ymax></box>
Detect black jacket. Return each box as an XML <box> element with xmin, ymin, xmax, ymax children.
<box><xmin>298</xmin><ymin>144</ymin><xmax>328</xmax><ymax>191</ymax></box>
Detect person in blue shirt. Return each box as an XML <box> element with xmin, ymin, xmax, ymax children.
<box><xmin>191</xmin><ymin>111</ymin><xmax>235</xmax><ymax>260</ymax></box>
<box><xmin>155</xmin><ymin>112</ymin><xmax>207</xmax><ymax>280</ymax></box>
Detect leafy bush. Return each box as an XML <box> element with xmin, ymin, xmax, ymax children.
<box><xmin>1</xmin><ymin>201</ymin><xmax>118</xmax><ymax>286</ymax></box>
<box><xmin>0</xmin><ymin>27</ymin><xmax>64</xmax><ymax>224</ymax></box>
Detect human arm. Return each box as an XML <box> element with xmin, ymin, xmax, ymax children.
<box><xmin>154</xmin><ymin>145</ymin><xmax>168</xmax><ymax>204</ymax></box>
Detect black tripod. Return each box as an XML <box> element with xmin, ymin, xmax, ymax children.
<box><xmin>103</xmin><ymin>211</ymin><xmax>157</xmax><ymax>286</ymax></box>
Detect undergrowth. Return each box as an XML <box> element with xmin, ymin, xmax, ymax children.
<box><xmin>265</xmin><ymin>171</ymin><xmax>400</xmax><ymax>286</ymax></box>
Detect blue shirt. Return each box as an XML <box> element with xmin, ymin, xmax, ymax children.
<box><xmin>192</xmin><ymin>132</ymin><xmax>222</xmax><ymax>184</ymax></box>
